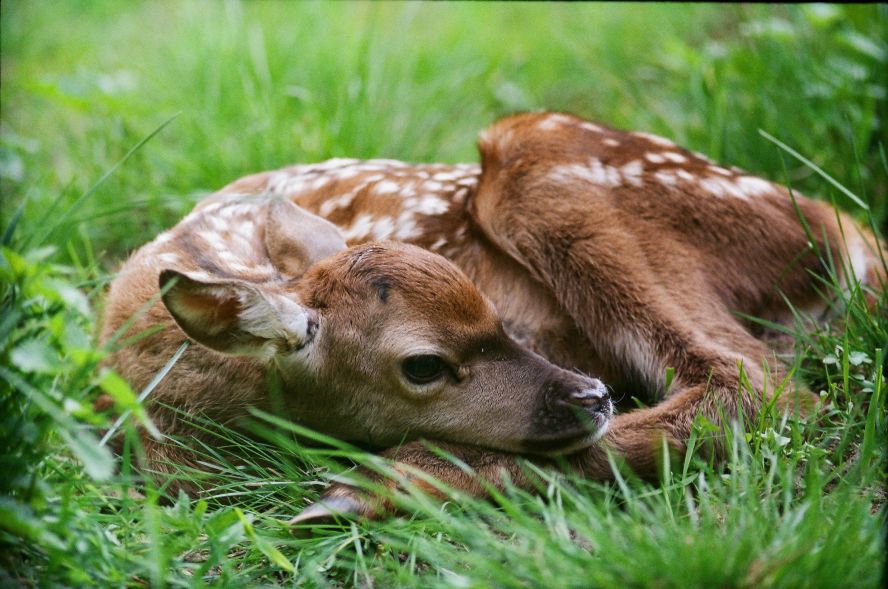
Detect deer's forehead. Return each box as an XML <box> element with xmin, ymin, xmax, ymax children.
<box><xmin>332</xmin><ymin>243</ymin><xmax>497</xmax><ymax>325</ymax></box>
<box><xmin>396</xmin><ymin>275</ymin><xmax>496</xmax><ymax>329</ymax></box>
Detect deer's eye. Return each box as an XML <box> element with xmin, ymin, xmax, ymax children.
<box><xmin>402</xmin><ymin>355</ymin><xmax>448</xmax><ymax>385</ymax></box>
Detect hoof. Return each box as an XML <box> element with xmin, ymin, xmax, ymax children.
<box><xmin>288</xmin><ymin>495</ymin><xmax>368</xmax><ymax>531</ymax></box>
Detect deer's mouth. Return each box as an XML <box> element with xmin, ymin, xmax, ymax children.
<box><xmin>521</xmin><ymin>410</ymin><xmax>610</xmax><ymax>455</ymax></box>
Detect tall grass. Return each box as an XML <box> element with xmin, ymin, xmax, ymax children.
<box><xmin>1</xmin><ymin>2</ymin><xmax>886</xmax><ymax>587</ymax></box>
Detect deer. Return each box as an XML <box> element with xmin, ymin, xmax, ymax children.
<box><xmin>98</xmin><ymin>190</ymin><xmax>614</xmax><ymax>497</ymax></box>
<box><xmin>101</xmin><ymin>111</ymin><xmax>884</xmax><ymax>524</ymax></box>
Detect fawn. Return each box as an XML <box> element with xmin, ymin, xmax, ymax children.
<box><xmin>102</xmin><ymin>111</ymin><xmax>883</xmax><ymax>522</ymax></box>
<box><xmin>99</xmin><ymin>192</ymin><xmax>612</xmax><ymax>494</ymax></box>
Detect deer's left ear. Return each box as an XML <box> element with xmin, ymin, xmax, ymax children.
<box><xmin>264</xmin><ymin>199</ymin><xmax>347</xmax><ymax>277</ymax></box>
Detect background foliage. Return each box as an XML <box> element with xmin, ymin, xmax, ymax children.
<box><xmin>1</xmin><ymin>2</ymin><xmax>886</xmax><ymax>587</ymax></box>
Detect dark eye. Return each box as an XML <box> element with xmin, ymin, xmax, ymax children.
<box><xmin>402</xmin><ymin>355</ymin><xmax>448</xmax><ymax>385</ymax></box>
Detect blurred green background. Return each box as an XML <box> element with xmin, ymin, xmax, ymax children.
<box><xmin>2</xmin><ymin>2</ymin><xmax>885</xmax><ymax>262</ymax></box>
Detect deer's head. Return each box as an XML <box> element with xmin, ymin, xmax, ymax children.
<box><xmin>160</xmin><ymin>199</ymin><xmax>611</xmax><ymax>454</ymax></box>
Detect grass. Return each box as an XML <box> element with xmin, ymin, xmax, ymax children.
<box><xmin>1</xmin><ymin>2</ymin><xmax>886</xmax><ymax>587</ymax></box>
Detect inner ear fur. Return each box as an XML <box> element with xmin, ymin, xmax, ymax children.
<box><xmin>159</xmin><ymin>269</ymin><xmax>312</xmax><ymax>357</ymax></box>
<box><xmin>159</xmin><ymin>269</ymin><xmax>266</xmax><ymax>354</ymax></box>
<box><xmin>264</xmin><ymin>198</ymin><xmax>347</xmax><ymax>277</ymax></box>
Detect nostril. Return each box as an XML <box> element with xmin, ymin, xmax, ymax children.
<box><xmin>545</xmin><ymin>377</ymin><xmax>611</xmax><ymax>412</ymax></box>
<box><xmin>569</xmin><ymin>388</ymin><xmax>605</xmax><ymax>408</ymax></box>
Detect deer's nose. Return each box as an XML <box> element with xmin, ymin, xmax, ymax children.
<box><xmin>564</xmin><ymin>379</ymin><xmax>609</xmax><ymax>412</ymax></box>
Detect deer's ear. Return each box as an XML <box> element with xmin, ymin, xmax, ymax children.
<box><xmin>264</xmin><ymin>199</ymin><xmax>347</xmax><ymax>277</ymax></box>
<box><xmin>159</xmin><ymin>269</ymin><xmax>317</xmax><ymax>357</ymax></box>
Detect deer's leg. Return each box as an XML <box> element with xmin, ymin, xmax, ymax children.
<box><xmin>290</xmin><ymin>441</ymin><xmax>546</xmax><ymax>524</ymax></box>
<box><xmin>292</xmin><ymin>325</ymin><xmax>802</xmax><ymax>525</ymax></box>
<box><xmin>469</xmin><ymin>179</ymin><xmax>814</xmax><ymax>479</ymax></box>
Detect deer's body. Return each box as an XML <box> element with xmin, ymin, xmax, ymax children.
<box><xmin>220</xmin><ymin>113</ymin><xmax>879</xmax><ymax>398</ymax></box>
<box><xmin>102</xmin><ymin>112</ymin><xmax>883</xmax><ymax>520</ymax></box>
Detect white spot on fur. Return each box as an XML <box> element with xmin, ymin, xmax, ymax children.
<box><xmin>538</xmin><ymin>113</ymin><xmax>573</xmax><ymax>130</ymax></box>
<box><xmin>654</xmin><ymin>171</ymin><xmax>677</xmax><ymax>186</ymax></box>
<box><xmin>313</xmin><ymin>158</ymin><xmax>359</xmax><ymax>171</ymax></box>
<box><xmin>735</xmin><ymin>176</ymin><xmax>773</xmax><ymax>197</ymax></box>
<box><xmin>550</xmin><ymin>161</ymin><xmax>621</xmax><ymax>188</ymax></box>
<box><xmin>367</xmin><ymin>158</ymin><xmax>409</xmax><ymax>169</ymax></box>
<box><xmin>603</xmin><ymin>138</ymin><xmax>620</xmax><ymax>147</ymax></box>
<box><xmin>621</xmin><ymin>160</ymin><xmax>644</xmax><ymax>187</ymax></box>
<box><xmin>342</xmin><ymin>213</ymin><xmax>375</xmax><ymax>241</ymax></box>
<box><xmin>331</xmin><ymin>167</ymin><xmax>361</xmax><ymax>181</ymax></box>
<box><xmin>207</xmin><ymin>215</ymin><xmax>228</xmax><ymax>232</ymax></box>
<box><xmin>341</xmin><ymin>213</ymin><xmax>399</xmax><ymax>242</ymax></box>
<box><xmin>432</xmin><ymin>171</ymin><xmax>459</xmax><ymax>182</ymax></box>
<box><xmin>663</xmin><ymin>152</ymin><xmax>687</xmax><ymax>164</ymax></box>
<box><xmin>430</xmin><ymin>237</ymin><xmax>448</xmax><ymax>251</ymax></box>
<box><xmin>310</xmin><ymin>176</ymin><xmax>332</xmax><ymax>191</ymax></box>
<box><xmin>370</xmin><ymin>216</ymin><xmax>395</xmax><ymax>240</ymax></box>
<box><xmin>579</xmin><ymin>122</ymin><xmax>604</xmax><ymax>133</ymax></box>
<box><xmin>282</xmin><ymin>176</ymin><xmax>310</xmax><ymax>194</ymax></box>
<box><xmin>319</xmin><ymin>191</ymin><xmax>358</xmax><ymax>217</ymax></box>
<box><xmin>422</xmin><ymin>180</ymin><xmax>444</xmax><ymax>192</ymax></box>
<box><xmin>394</xmin><ymin>212</ymin><xmax>420</xmax><ymax>240</ymax></box>
<box><xmin>693</xmin><ymin>151</ymin><xmax>715</xmax><ymax>164</ymax></box>
<box><xmin>645</xmin><ymin>152</ymin><xmax>667</xmax><ymax>164</ymax></box>
<box><xmin>414</xmin><ymin>194</ymin><xmax>450</xmax><ymax>216</ymax></box>
<box><xmin>398</xmin><ymin>185</ymin><xmax>417</xmax><ymax>199</ymax></box>
<box><xmin>709</xmin><ymin>165</ymin><xmax>732</xmax><ymax>176</ymax></box>
<box><xmin>374</xmin><ymin>180</ymin><xmax>401</xmax><ymax>194</ymax></box>
<box><xmin>700</xmin><ymin>177</ymin><xmax>748</xmax><ymax>200</ymax></box>
<box><xmin>635</xmin><ymin>131</ymin><xmax>675</xmax><ymax>148</ymax></box>
<box><xmin>676</xmin><ymin>169</ymin><xmax>696</xmax><ymax>182</ymax></box>
<box><xmin>238</xmin><ymin>219</ymin><xmax>256</xmax><ymax>238</ymax></box>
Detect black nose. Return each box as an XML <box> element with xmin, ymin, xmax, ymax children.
<box><xmin>563</xmin><ymin>379</ymin><xmax>609</xmax><ymax>412</ymax></box>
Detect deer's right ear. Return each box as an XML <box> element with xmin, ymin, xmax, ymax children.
<box><xmin>159</xmin><ymin>269</ymin><xmax>317</xmax><ymax>358</ymax></box>
<box><xmin>264</xmin><ymin>199</ymin><xmax>347</xmax><ymax>277</ymax></box>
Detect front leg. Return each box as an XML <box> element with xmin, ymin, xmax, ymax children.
<box><xmin>290</xmin><ymin>373</ymin><xmax>788</xmax><ymax>527</ymax></box>
<box><xmin>290</xmin><ymin>441</ymin><xmax>553</xmax><ymax>524</ymax></box>
<box><xmin>469</xmin><ymin>122</ymin><xmax>818</xmax><ymax>475</ymax></box>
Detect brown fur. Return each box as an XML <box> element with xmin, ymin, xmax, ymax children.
<box><xmin>100</xmin><ymin>190</ymin><xmax>611</xmax><ymax>494</ymax></box>
<box><xmin>103</xmin><ymin>112</ymin><xmax>884</xmax><ymax>519</ymax></box>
